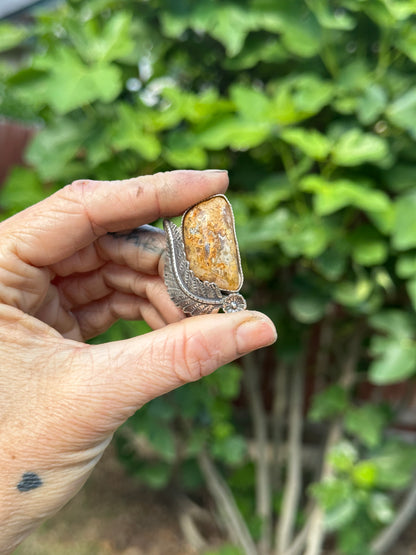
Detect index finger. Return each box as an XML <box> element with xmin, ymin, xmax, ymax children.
<box><xmin>4</xmin><ymin>170</ymin><xmax>228</xmax><ymax>267</ymax></box>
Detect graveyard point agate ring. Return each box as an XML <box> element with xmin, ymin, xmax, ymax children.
<box><xmin>163</xmin><ymin>194</ymin><xmax>247</xmax><ymax>316</ymax></box>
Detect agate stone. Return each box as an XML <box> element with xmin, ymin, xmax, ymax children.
<box><xmin>182</xmin><ymin>194</ymin><xmax>243</xmax><ymax>292</ymax></box>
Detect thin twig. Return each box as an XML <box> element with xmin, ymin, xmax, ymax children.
<box><xmin>198</xmin><ymin>450</ymin><xmax>258</xmax><ymax>555</ymax></box>
<box><xmin>282</xmin><ymin>514</ymin><xmax>311</xmax><ymax>555</ymax></box>
<box><xmin>272</xmin><ymin>361</ymin><xmax>289</xmax><ymax>490</ymax></box>
<box><xmin>274</xmin><ymin>355</ymin><xmax>305</xmax><ymax>554</ymax></box>
<box><xmin>178</xmin><ymin>512</ymin><xmax>207</xmax><ymax>551</ymax></box>
<box><xmin>243</xmin><ymin>352</ymin><xmax>272</xmax><ymax>555</ymax></box>
<box><xmin>304</xmin><ymin>326</ymin><xmax>365</xmax><ymax>555</ymax></box>
<box><xmin>314</xmin><ymin>314</ymin><xmax>334</xmax><ymax>392</ymax></box>
<box><xmin>371</xmin><ymin>474</ymin><xmax>416</xmax><ymax>555</ymax></box>
<box><xmin>303</xmin><ymin>423</ymin><xmax>342</xmax><ymax>555</ymax></box>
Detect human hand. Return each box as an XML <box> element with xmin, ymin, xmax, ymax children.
<box><xmin>0</xmin><ymin>170</ymin><xmax>276</xmax><ymax>553</ymax></box>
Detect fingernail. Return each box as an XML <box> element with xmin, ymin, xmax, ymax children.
<box><xmin>236</xmin><ymin>312</ymin><xmax>277</xmax><ymax>355</ymax></box>
<box><xmin>204</xmin><ymin>169</ymin><xmax>228</xmax><ymax>173</ymax></box>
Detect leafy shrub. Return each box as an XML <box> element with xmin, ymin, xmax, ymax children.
<box><xmin>2</xmin><ymin>1</ymin><xmax>416</xmax><ymax>553</ymax></box>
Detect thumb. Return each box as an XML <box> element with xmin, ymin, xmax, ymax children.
<box><xmin>70</xmin><ymin>311</ymin><xmax>277</xmax><ymax>428</ymax></box>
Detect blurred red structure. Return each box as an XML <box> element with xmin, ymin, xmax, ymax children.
<box><xmin>0</xmin><ymin>118</ymin><xmax>35</xmax><ymax>185</ymax></box>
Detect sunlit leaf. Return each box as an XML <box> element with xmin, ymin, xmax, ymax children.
<box><xmin>301</xmin><ymin>176</ymin><xmax>391</xmax><ymax>216</ymax></box>
<box><xmin>0</xmin><ymin>22</ymin><xmax>28</xmax><ymax>52</ymax></box>
<box><xmin>331</xmin><ymin>129</ymin><xmax>389</xmax><ymax>166</ymax></box>
<box><xmin>309</xmin><ymin>385</ymin><xmax>349</xmax><ymax>422</ymax></box>
<box><xmin>369</xmin><ymin>339</ymin><xmax>416</xmax><ymax>384</ymax></box>
<box><xmin>344</xmin><ymin>404</ymin><xmax>391</xmax><ymax>448</ymax></box>
<box><xmin>387</xmin><ymin>87</ymin><xmax>416</xmax><ymax>137</ymax></box>
<box><xmin>280</xmin><ymin>128</ymin><xmax>331</xmax><ymax>160</ymax></box>
<box><xmin>35</xmin><ymin>48</ymin><xmax>122</xmax><ymax>114</ymax></box>
<box><xmin>392</xmin><ymin>192</ymin><xmax>416</xmax><ymax>250</ymax></box>
<box><xmin>289</xmin><ymin>293</ymin><xmax>328</xmax><ymax>323</ymax></box>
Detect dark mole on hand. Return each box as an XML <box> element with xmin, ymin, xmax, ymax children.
<box><xmin>17</xmin><ymin>472</ymin><xmax>43</xmax><ymax>492</ymax></box>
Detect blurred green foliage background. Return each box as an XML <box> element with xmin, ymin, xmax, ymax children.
<box><xmin>2</xmin><ymin>1</ymin><xmax>416</xmax><ymax>554</ymax></box>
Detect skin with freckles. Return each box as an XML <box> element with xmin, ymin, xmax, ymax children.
<box><xmin>0</xmin><ymin>170</ymin><xmax>276</xmax><ymax>554</ymax></box>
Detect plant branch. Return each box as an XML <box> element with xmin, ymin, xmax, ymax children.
<box><xmin>314</xmin><ymin>314</ymin><xmax>334</xmax><ymax>392</ymax></box>
<box><xmin>274</xmin><ymin>355</ymin><xmax>305</xmax><ymax>554</ymax></box>
<box><xmin>197</xmin><ymin>450</ymin><xmax>258</xmax><ymax>555</ymax></box>
<box><xmin>243</xmin><ymin>352</ymin><xmax>272</xmax><ymax>555</ymax></box>
<box><xmin>303</xmin><ymin>423</ymin><xmax>342</xmax><ymax>555</ymax></box>
<box><xmin>304</xmin><ymin>325</ymin><xmax>365</xmax><ymax>555</ymax></box>
<box><xmin>371</xmin><ymin>474</ymin><xmax>416</xmax><ymax>555</ymax></box>
<box><xmin>272</xmin><ymin>361</ymin><xmax>289</xmax><ymax>490</ymax></box>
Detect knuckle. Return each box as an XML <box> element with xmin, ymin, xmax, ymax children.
<box><xmin>66</xmin><ymin>179</ymin><xmax>95</xmax><ymax>192</ymax></box>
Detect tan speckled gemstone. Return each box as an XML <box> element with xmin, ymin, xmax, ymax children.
<box><xmin>182</xmin><ymin>195</ymin><xmax>243</xmax><ymax>292</ymax></box>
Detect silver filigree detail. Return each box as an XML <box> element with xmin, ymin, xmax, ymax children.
<box><xmin>223</xmin><ymin>293</ymin><xmax>247</xmax><ymax>313</ymax></box>
<box><xmin>163</xmin><ymin>218</ymin><xmax>246</xmax><ymax>316</ymax></box>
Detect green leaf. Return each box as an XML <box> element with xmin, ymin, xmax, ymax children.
<box><xmin>0</xmin><ymin>167</ymin><xmax>46</xmax><ymax>216</ymax></box>
<box><xmin>270</xmin><ymin>85</ymin><xmax>310</xmax><ymax>125</ymax></box>
<box><xmin>281</xmin><ymin>214</ymin><xmax>329</xmax><ymax>258</ymax></box>
<box><xmin>334</xmin><ymin>277</ymin><xmax>373</xmax><ymax>307</ymax></box>
<box><xmin>396</xmin><ymin>253</ymin><xmax>416</xmax><ymax>278</ymax></box>
<box><xmin>198</xmin><ymin>116</ymin><xmax>271</xmax><ymax>150</ymax></box>
<box><xmin>67</xmin><ymin>11</ymin><xmax>135</xmax><ymax>63</ymax></box>
<box><xmin>314</xmin><ymin>247</ymin><xmax>348</xmax><ymax>281</ymax></box>
<box><xmin>344</xmin><ymin>405</ymin><xmax>391</xmax><ymax>448</ymax></box>
<box><xmin>357</xmin><ymin>84</ymin><xmax>388</xmax><ymax>125</ymax></box>
<box><xmin>280</xmin><ymin>12</ymin><xmax>322</xmax><ymax>57</ymax></box>
<box><xmin>247</xmin><ymin>174</ymin><xmax>293</xmax><ymax>213</ymax></box>
<box><xmin>204</xmin><ymin>545</ymin><xmax>244</xmax><ymax>555</ymax></box>
<box><xmin>325</xmin><ymin>497</ymin><xmax>359</xmax><ymax>531</ymax></box>
<box><xmin>281</xmin><ymin>74</ymin><xmax>334</xmax><ymax>116</ymax></box>
<box><xmin>384</xmin><ymin>163</ymin><xmax>416</xmax><ymax>193</ymax></box>
<box><xmin>211</xmin><ymin>435</ymin><xmax>247</xmax><ymax>466</ymax></box>
<box><xmin>224</xmin><ymin>35</ymin><xmax>287</xmax><ymax>70</ymax></box>
<box><xmin>208</xmin><ymin>4</ymin><xmax>258</xmax><ymax>56</ymax></box>
<box><xmin>369</xmin><ymin>338</ymin><xmax>416</xmax><ymax>384</ymax></box>
<box><xmin>164</xmin><ymin>130</ymin><xmax>207</xmax><ymax>169</ymax></box>
<box><xmin>236</xmin><ymin>209</ymin><xmax>290</xmax><ymax>253</ymax></box>
<box><xmin>406</xmin><ymin>277</ymin><xmax>416</xmax><ymax>311</ymax></box>
<box><xmin>162</xmin><ymin>2</ymin><xmax>260</xmax><ymax>57</ymax></box>
<box><xmin>371</xmin><ymin>441</ymin><xmax>416</xmax><ymax>489</ymax></box>
<box><xmin>179</xmin><ymin>459</ymin><xmax>204</xmax><ymax>490</ymax></box>
<box><xmin>328</xmin><ymin>441</ymin><xmax>359</xmax><ymax>472</ymax></box>
<box><xmin>145</xmin><ymin>422</ymin><xmax>176</xmax><ymax>462</ymax></box>
<box><xmin>369</xmin><ymin>309</ymin><xmax>416</xmax><ymax>340</ymax></box>
<box><xmin>369</xmin><ymin>493</ymin><xmax>395</xmax><ymax>525</ymax></box>
<box><xmin>230</xmin><ymin>84</ymin><xmax>271</xmax><ymax>122</ymax></box>
<box><xmin>349</xmin><ymin>226</ymin><xmax>388</xmax><ymax>266</ymax></box>
<box><xmin>25</xmin><ymin>120</ymin><xmax>84</xmax><ymax>181</ymax></box>
<box><xmin>0</xmin><ymin>23</ymin><xmax>28</xmax><ymax>52</ymax></box>
<box><xmin>387</xmin><ymin>87</ymin><xmax>416</xmax><ymax>137</ymax></box>
<box><xmin>289</xmin><ymin>294</ymin><xmax>328</xmax><ymax>323</ymax></box>
<box><xmin>331</xmin><ymin>129</ymin><xmax>389</xmax><ymax>166</ymax></box>
<box><xmin>307</xmin><ymin>0</ymin><xmax>356</xmax><ymax>29</ymax></box>
<box><xmin>310</xmin><ymin>477</ymin><xmax>352</xmax><ymax>510</ymax></box>
<box><xmin>396</xmin><ymin>24</ymin><xmax>416</xmax><ymax>63</ymax></box>
<box><xmin>280</xmin><ymin>128</ymin><xmax>331</xmax><ymax>160</ymax></box>
<box><xmin>352</xmin><ymin>240</ymin><xmax>388</xmax><ymax>266</ymax></box>
<box><xmin>205</xmin><ymin>364</ymin><xmax>242</xmax><ymax>400</ymax></box>
<box><xmin>381</xmin><ymin>0</ymin><xmax>416</xmax><ymax>20</ymax></box>
<box><xmin>136</xmin><ymin>461</ymin><xmax>171</xmax><ymax>489</ymax></box>
<box><xmin>392</xmin><ymin>192</ymin><xmax>416</xmax><ymax>250</ymax></box>
<box><xmin>37</xmin><ymin>48</ymin><xmax>122</xmax><ymax>114</ymax></box>
<box><xmin>309</xmin><ymin>385</ymin><xmax>349</xmax><ymax>422</ymax></box>
<box><xmin>352</xmin><ymin>461</ymin><xmax>378</xmax><ymax>489</ymax></box>
<box><xmin>111</xmin><ymin>103</ymin><xmax>161</xmax><ymax>160</ymax></box>
<box><xmin>301</xmin><ymin>176</ymin><xmax>391</xmax><ymax>216</ymax></box>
